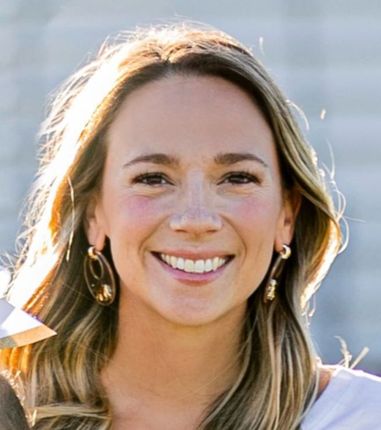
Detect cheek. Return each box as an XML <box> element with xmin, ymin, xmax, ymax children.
<box><xmin>231</xmin><ymin>197</ymin><xmax>280</xmax><ymax>293</ymax></box>
<box><xmin>105</xmin><ymin>195</ymin><xmax>162</xmax><ymax>283</ymax></box>
<box><xmin>123</xmin><ymin>195</ymin><xmax>159</xmax><ymax>218</ymax></box>
<box><xmin>228</xmin><ymin>195</ymin><xmax>281</xmax><ymax>269</ymax></box>
<box><xmin>229</xmin><ymin>195</ymin><xmax>280</xmax><ymax>228</ymax></box>
<box><xmin>110</xmin><ymin>195</ymin><xmax>163</xmax><ymax>237</ymax></box>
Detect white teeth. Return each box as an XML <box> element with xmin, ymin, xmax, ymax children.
<box><xmin>170</xmin><ymin>256</ymin><xmax>177</xmax><ymax>267</ymax></box>
<box><xmin>194</xmin><ymin>260</ymin><xmax>205</xmax><ymax>273</ymax></box>
<box><xmin>184</xmin><ymin>259</ymin><xmax>195</xmax><ymax>272</ymax></box>
<box><xmin>204</xmin><ymin>259</ymin><xmax>213</xmax><ymax>271</ymax></box>
<box><xmin>212</xmin><ymin>257</ymin><xmax>219</xmax><ymax>271</ymax></box>
<box><xmin>159</xmin><ymin>253</ymin><xmax>229</xmax><ymax>274</ymax></box>
<box><xmin>177</xmin><ymin>257</ymin><xmax>185</xmax><ymax>270</ymax></box>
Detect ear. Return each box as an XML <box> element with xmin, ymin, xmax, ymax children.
<box><xmin>84</xmin><ymin>195</ymin><xmax>107</xmax><ymax>251</ymax></box>
<box><xmin>274</xmin><ymin>189</ymin><xmax>301</xmax><ymax>252</ymax></box>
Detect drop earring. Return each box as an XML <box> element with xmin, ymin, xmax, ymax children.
<box><xmin>264</xmin><ymin>244</ymin><xmax>291</xmax><ymax>303</ymax></box>
<box><xmin>84</xmin><ymin>246</ymin><xmax>116</xmax><ymax>306</ymax></box>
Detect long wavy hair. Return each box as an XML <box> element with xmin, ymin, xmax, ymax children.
<box><xmin>0</xmin><ymin>23</ymin><xmax>342</xmax><ymax>429</ymax></box>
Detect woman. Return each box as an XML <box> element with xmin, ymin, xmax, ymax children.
<box><xmin>0</xmin><ymin>23</ymin><xmax>380</xmax><ymax>429</ymax></box>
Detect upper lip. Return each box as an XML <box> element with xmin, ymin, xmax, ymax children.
<box><xmin>152</xmin><ymin>249</ymin><xmax>234</xmax><ymax>260</ymax></box>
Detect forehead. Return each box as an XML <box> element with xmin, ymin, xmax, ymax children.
<box><xmin>106</xmin><ymin>75</ymin><xmax>277</xmax><ymax>168</ymax></box>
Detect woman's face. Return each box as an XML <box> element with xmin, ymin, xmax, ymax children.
<box><xmin>87</xmin><ymin>75</ymin><xmax>296</xmax><ymax>326</ymax></box>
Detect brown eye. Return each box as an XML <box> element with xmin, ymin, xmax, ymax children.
<box><xmin>222</xmin><ymin>171</ymin><xmax>260</xmax><ymax>185</ymax></box>
<box><xmin>132</xmin><ymin>172</ymin><xmax>170</xmax><ymax>186</ymax></box>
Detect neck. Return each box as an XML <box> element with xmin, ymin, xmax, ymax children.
<box><xmin>102</xmin><ymin>296</ymin><xmax>246</xmax><ymax>418</ymax></box>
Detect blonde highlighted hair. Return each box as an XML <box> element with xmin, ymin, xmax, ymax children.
<box><xmin>1</xmin><ymin>23</ymin><xmax>342</xmax><ymax>429</ymax></box>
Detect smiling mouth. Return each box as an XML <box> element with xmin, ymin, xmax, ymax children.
<box><xmin>151</xmin><ymin>252</ymin><xmax>235</xmax><ymax>274</ymax></box>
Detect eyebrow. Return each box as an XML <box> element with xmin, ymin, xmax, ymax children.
<box><xmin>123</xmin><ymin>152</ymin><xmax>269</xmax><ymax>169</ymax></box>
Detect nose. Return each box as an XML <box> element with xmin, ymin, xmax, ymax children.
<box><xmin>168</xmin><ymin>174</ymin><xmax>223</xmax><ymax>235</ymax></box>
<box><xmin>169</xmin><ymin>206</ymin><xmax>223</xmax><ymax>234</ymax></box>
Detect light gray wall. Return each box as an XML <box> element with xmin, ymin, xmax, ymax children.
<box><xmin>1</xmin><ymin>0</ymin><xmax>380</xmax><ymax>372</ymax></box>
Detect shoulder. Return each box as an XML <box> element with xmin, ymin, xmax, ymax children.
<box><xmin>302</xmin><ymin>366</ymin><xmax>381</xmax><ymax>430</ymax></box>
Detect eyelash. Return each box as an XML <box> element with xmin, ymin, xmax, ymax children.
<box><xmin>132</xmin><ymin>171</ymin><xmax>261</xmax><ymax>186</ymax></box>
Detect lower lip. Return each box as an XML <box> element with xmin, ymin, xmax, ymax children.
<box><xmin>151</xmin><ymin>254</ymin><xmax>233</xmax><ymax>286</ymax></box>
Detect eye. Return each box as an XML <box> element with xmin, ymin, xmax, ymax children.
<box><xmin>132</xmin><ymin>172</ymin><xmax>171</xmax><ymax>186</ymax></box>
<box><xmin>221</xmin><ymin>171</ymin><xmax>261</xmax><ymax>185</ymax></box>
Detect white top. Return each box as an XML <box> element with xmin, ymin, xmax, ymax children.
<box><xmin>302</xmin><ymin>366</ymin><xmax>381</xmax><ymax>429</ymax></box>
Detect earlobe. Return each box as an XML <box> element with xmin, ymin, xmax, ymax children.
<box><xmin>90</xmin><ymin>227</ymin><xmax>107</xmax><ymax>251</ymax></box>
<box><xmin>275</xmin><ymin>189</ymin><xmax>301</xmax><ymax>252</ymax></box>
<box><xmin>85</xmin><ymin>198</ymin><xmax>107</xmax><ymax>251</ymax></box>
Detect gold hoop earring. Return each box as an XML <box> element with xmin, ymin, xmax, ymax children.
<box><xmin>84</xmin><ymin>246</ymin><xmax>116</xmax><ymax>306</ymax></box>
<box><xmin>264</xmin><ymin>244</ymin><xmax>291</xmax><ymax>303</ymax></box>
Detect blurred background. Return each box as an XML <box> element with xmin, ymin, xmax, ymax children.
<box><xmin>0</xmin><ymin>0</ymin><xmax>380</xmax><ymax>372</ymax></box>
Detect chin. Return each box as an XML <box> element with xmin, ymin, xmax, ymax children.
<box><xmin>160</xmin><ymin>310</ymin><xmax>223</xmax><ymax>327</ymax></box>
<box><xmin>151</xmin><ymin>296</ymin><xmax>246</xmax><ymax>328</ymax></box>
